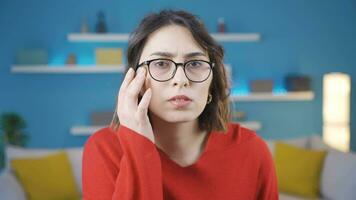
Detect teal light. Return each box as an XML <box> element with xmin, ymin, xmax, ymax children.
<box><xmin>273</xmin><ymin>80</ymin><xmax>287</xmax><ymax>94</ymax></box>
<box><xmin>231</xmin><ymin>79</ymin><xmax>288</xmax><ymax>95</ymax></box>
<box><xmin>49</xmin><ymin>54</ymin><xmax>66</xmax><ymax>65</ymax></box>
<box><xmin>231</xmin><ymin>78</ymin><xmax>250</xmax><ymax>95</ymax></box>
<box><xmin>49</xmin><ymin>54</ymin><xmax>95</xmax><ymax>66</ymax></box>
<box><xmin>231</xmin><ymin>87</ymin><xmax>249</xmax><ymax>96</ymax></box>
<box><xmin>78</xmin><ymin>55</ymin><xmax>94</xmax><ymax>65</ymax></box>
<box><xmin>273</xmin><ymin>86</ymin><xmax>287</xmax><ymax>94</ymax></box>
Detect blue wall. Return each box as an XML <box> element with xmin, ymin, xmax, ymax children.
<box><xmin>0</xmin><ymin>0</ymin><xmax>355</xmax><ymax>150</ymax></box>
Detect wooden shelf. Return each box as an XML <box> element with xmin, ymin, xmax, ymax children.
<box><xmin>11</xmin><ymin>65</ymin><xmax>125</xmax><ymax>74</ymax></box>
<box><xmin>67</xmin><ymin>33</ymin><xmax>261</xmax><ymax>43</ymax></box>
<box><xmin>70</xmin><ymin>121</ymin><xmax>262</xmax><ymax>136</ymax></box>
<box><xmin>230</xmin><ymin>91</ymin><xmax>314</xmax><ymax>101</ymax></box>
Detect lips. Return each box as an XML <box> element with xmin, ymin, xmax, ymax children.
<box><xmin>168</xmin><ymin>95</ymin><xmax>192</xmax><ymax>108</ymax></box>
<box><xmin>168</xmin><ymin>95</ymin><xmax>192</xmax><ymax>101</ymax></box>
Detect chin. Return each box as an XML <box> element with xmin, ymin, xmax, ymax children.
<box><xmin>152</xmin><ymin>110</ymin><xmax>199</xmax><ymax>123</ymax></box>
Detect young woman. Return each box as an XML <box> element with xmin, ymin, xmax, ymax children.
<box><xmin>83</xmin><ymin>10</ymin><xmax>278</xmax><ymax>200</ymax></box>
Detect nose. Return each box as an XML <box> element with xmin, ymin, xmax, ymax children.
<box><xmin>172</xmin><ymin>65</ymin><xmax>189</xmax><ymax>87</ymax></box>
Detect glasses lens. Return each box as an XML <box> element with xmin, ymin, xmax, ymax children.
<box><xmin>149</xmin><ymin>59</ymin><xmax>175</xmax><ymax>81</ymax></box>
<box><xmin>185</xmin><ymin>60</ymin><xmax>211</xmax><ymax>82</ymax></box>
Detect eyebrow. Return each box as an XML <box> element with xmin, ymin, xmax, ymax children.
<box><xmin>150</xmin><ymin>51</ymin><xmax>207</xmax><ymax>59</ymax></box>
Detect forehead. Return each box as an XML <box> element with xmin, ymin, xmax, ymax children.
<box><xmin>140</xmin><ymin>25</ymin><xmax>208</xmax><ymax>61</ymax></box>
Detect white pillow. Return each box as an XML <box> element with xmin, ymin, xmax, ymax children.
<box><xmin>308</xmin><ymin>135</ymin><xmax>340</xmax><ymax>152</ymax></box>
<box><xmin>283</xmin><ymin>137</ymin><xmax>309</xmax><ymax>148</ymax></box>
<box><xmin>321</xmin><ymin>151</ymin><xmax>356</xmax><ymax>200</ymax></box>
<box><xmin>264</xmin><ymin>140</ymin><xmax>275</xmax><ymax>156</ymax></box>
<box><xmin>264</xmin><ymin>136</ymin><xmax>309</xmax><ymax>156</ymax></box>
<box><xmin>4</xmin><ymin>145</ymin><xmax>59</xmax><ymax>172</ymax></box>
<box><xmin>65</xmin><ymin>147</ymin><xmax>83</xmax><ymax>193</ymax></box>
<box><xmin>0</xmin><ymin>171</ymin><xmax>26</xmax><ymax>200</ymax></box>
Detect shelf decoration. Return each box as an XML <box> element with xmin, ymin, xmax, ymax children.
<box><xmin>96</xmin><ymin>11</ymin><xmax>108</xmax><ymax>33</ymax></box>
<box><xmin>230</xmin><ymin>89</ymin><xmax>314</xmax><ymax>102</ymax></box>
<box><xmin>15</xmin><ymin>49</ymin><xmax>48</xmax><ymax>65</ymax></box>
<box><xmin>95</xmin><ymin>48</ymin><xmax>123</xmax><ymax>65</ymax></box>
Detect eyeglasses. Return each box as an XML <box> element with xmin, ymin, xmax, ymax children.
<box><xmin>137</xmin><ymin>58</ymin><xmax>215</xmax><ymax>83</ymax></box>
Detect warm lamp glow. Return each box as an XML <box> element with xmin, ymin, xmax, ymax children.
<box><xmin>323</xmin><ymin>125</ymin><xmax>350</xmax><ymax>152</ymax></box>
<box><xmin>323</xmin><ymin>73</ymin><xmax>351</xmax><ymax>152</ymax></box>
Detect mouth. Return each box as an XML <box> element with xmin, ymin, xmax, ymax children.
<box><xmin>168</xmin><ymin>95</ymin><xmax>192</xmax><ymax>108</ymax></box>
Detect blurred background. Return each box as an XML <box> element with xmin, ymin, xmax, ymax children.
<box><xmin>0</xmin><ymin>0</ymin><xmax>355</xmax><ymax>199</ymax></box>
<box><xmin>1</xmin><ymin>0</ymin><xmax>355</xmax><ymax>149</ymax></box>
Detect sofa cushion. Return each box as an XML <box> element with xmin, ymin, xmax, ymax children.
<box><xmin>308</xmin><ymin>135</ymin><xmax>339</xmax><ymax>152</ymax></box>
<box><xmin>265</xmin><ymin>136</ymin><xmax>309</xmax><ymax>156</ymax></box>
<box><xmin>65</xmin><ymin>148</ymin><xmax>83</xmax><ymax>193</ymax></box>
<box><xmin>10</xmin><ymin>151</ymin><xmax>81</xmax><ymax>200</ymax></box>
<box><xmin>321</xmin><ymin>151</ymin><xmax>356</xmax><ymax>200</ymax></box>
<box><xmin>5</xmin><ymin>145</ymin><xmax>59</xmax><ymax>171</ymax></box>
<box><xmin>279</xmin><ymin>192</ymin><xmax>320</xmax><ymax>200</ymax></box>
<box><xmin>5</xmin><ymin>145</ymin><xmax>83</xmax><ymax>193</ymax></box>
<box><xmin>275</xmin><ymin>142</ymin><xmax>327</xmax><ymax>199</ymax></box>
<box><xmin>0</xmin><ymin>171</ymin><xmax>26</xmax><ymax>200</ymax></box>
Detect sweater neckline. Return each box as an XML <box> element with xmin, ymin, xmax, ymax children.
<box><xmin>155</xmin><ymin>130</ymin><xmax>216</xmax><ymax>169</ymax></box>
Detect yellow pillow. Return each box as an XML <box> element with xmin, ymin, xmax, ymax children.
<box><xmin>11</xmin><ymin>151</ymin><xmax>81</xmax><ymax>200</ymax></box>
<box><xmin>274</xmin><ymin>142</ymin><xmax>327</xmax><ymax>199</ymax></box>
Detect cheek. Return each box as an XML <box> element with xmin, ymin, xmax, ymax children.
<box><xmin>145</xmin><ymin>78</ymin><xmax>162</xmax><ymax>106</ymax></box>
<box><xmin>196</xmin><ymin>86</ymin><xmax>210</xmax><ymax>107</ymax></box>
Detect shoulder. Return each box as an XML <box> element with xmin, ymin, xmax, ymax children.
<box><xmin>229</xmin><ymin>123</ymin><xmax>274</xmax><ymax>165</ymax></box>
<box><xmin>213</xmin><ymin>122</ymin><xmax>260</xmax><ymax>145</ymax></box>
<box><xmin>85</xmin><ymin>126</ymin><xmax>119</xmax><ymax>146</ymax></box>
<box><xmin>83</xmin><ymin>126</ymin><xmax>123</xmax><ymax>159</ymax></box>
<box><xmin>213</xmin><ymin>122</ymin><xmax>271</xmax><ymax>156</ymax></box>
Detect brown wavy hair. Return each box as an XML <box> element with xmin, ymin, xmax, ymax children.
<box><xmin>110</xmin><ymin>9</ymin><xmax>230</xmax><ymax>133</ymax></box>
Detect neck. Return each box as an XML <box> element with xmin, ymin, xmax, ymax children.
<box><xmin>150</xmin><ymin>113</ymin><xmax>209</xmax><ymax>165</ymax></box>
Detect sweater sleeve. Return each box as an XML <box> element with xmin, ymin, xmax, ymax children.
<box><xmin>255</xmin><ymin>137</ymin><xmax>279</xmax><ymax>200</ymax></box>
<box><xmin>82</xmin><ymin>125</ymin><xmax>163</xmax><ymax>200</ymax></box>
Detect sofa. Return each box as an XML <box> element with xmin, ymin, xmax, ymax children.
<box><xmin>0</xmin><ymin>146</ymin><xmax>83</xmax><ymax>200</ymax></box>
<box><xmin>0</xmin><ymin>134</ymin><xmax>355</xmax><ymax>200</ymax></box>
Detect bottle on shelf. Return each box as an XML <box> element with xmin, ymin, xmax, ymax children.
<box><xmin>96</xmin><ymin>11</ymin><xmax>107</xmax><ymax>33</ymax></box>
<box><xmin>217</xmin><ymin>17</ymin><xmax>226</xmax><ymax>33</ymax></box>
<box><xmin>80</xmin><ymin>16</ymin><xmax>90</xmax><ymax>33</ymax></box>
<box><xmin>66</xmin><ymin>53</ymin><xmax>77</xmax><ymax>65</ymax></box>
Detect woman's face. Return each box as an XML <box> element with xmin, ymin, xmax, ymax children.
<box><xmin>138</xmin><ymin>24</ymin><xmax>213</xmax><ymax>123</ymax></box>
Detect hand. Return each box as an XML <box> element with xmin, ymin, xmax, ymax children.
<box><xmin>116</xmin><ymin>67</ymin><xmax>155</xmax><ymax>143</ymax></box>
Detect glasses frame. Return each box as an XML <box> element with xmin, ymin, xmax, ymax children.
<box><xmin>137</xmin><ymin>58</ymin><xmax>215</xmax><ymax>83</ymax></box>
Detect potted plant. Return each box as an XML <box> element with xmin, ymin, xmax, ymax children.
<box><xmin>0</xmin><ymin>112</ymin><xmax>29</xmax><ymax>147</ymax></box>
<box><xmin>0</xmin><ymin>134</ymin><xmax>4</xmax><ymax>169</ymax></box>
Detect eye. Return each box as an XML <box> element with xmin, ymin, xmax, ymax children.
<box><xmin>186</xmin><ymin>61</ymin><xmax>203</xmax><ymax>68</ymax></box>
<box><xmin>152</xmin><ymin>60</ymin><xmax>171</xmax><ymax>68</ymax></box>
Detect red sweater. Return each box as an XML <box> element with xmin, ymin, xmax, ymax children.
<box><xmin>82</xmin><ymin>123</ymin><xmax>279</xmax><ymax>200</ymax></box>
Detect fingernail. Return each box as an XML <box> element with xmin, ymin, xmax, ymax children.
<box><xmin>128</xmin><ymin>68</ymin><xmax>134</xmax><ymax>74</ymax></box>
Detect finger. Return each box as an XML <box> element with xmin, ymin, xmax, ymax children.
<box><xmin>126</xmin><ymin>67</ymin><xmax>147</xmax><ymax>99</ymax></box>
<box><xmin>119</xmin><ymin>67</ymin><xmax>135</xmax><ymax>92</ymax></box>
<box><xmin>137</xmin><ymin>88</ymin><xmax>152</xmax><ymax>121</ymax></box>
<box><xmin>118</xmin><ymin>67</ymin><xmax>135</xmax><ymax>105</ymax></box>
